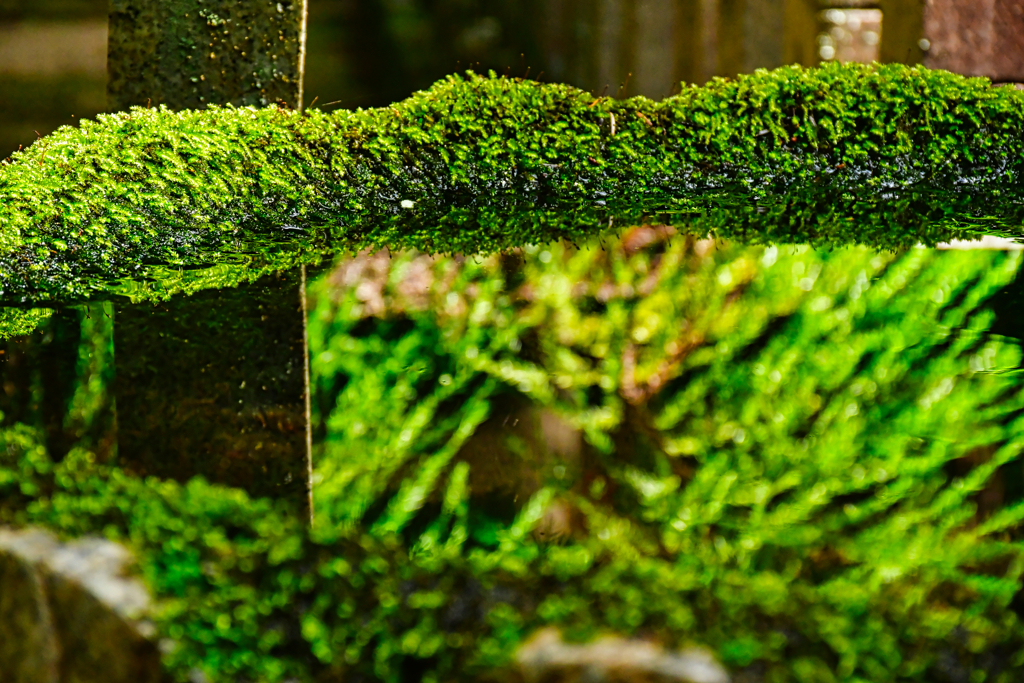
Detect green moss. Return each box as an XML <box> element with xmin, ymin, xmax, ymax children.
<box><xmin>303</xmin><ymin>230</ymin><xmax>1024</xmax><ymax>682</ymax></box>
<box><xmin>3</xmin><ymin>62</ymin><xmax>1024</xmax><ymax>303</ymax></box>
<box><xmin>0</xmin><ymin>307</ymin><xmax>52</xmax><ymax>340</ymax></box>
<box><xmin>5</xmin><ymin>61</ymin><xmax>1024</xmax><ymax>682</ymax></box>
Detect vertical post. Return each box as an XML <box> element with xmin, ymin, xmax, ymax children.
<box><xmin>547</xmin><ymin>0</ymin><xmax>705</xmax><ymax>98</ymax></box>
<box><xmin>671</xmin><ymin>0</ymin><xmax>703</xmax><ymax>88</ymax></box>
<box><xmin>633</xmin><ymin>0</ymin><xmax>683</xmax><ymax>97</ymax></box>
<box><xmin>107</xmin><ymin>0</ymin><xmax>307</xmax><ymax>111</ymax></box>
<box><xmin>782</xmin><ymin>0</ymin><xmax>821</xmax><ymax>69</ymax></box>
<box><xmin>107</xmin><ymin>0</ymin><xmax>313</xmax><ymax>514</ymax></box>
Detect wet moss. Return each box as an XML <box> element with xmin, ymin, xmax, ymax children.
<box><xmin>2</xmin><ymin>62</ymin><xmax>1024</xmax><ymax>303</ymax></box>
<box><xmin>0</xmin><ymin>308</ymin><xmax>52</xmax><ymax>340</ymax></box>
<box><xmin>5</xmin><ymin>234</ymin><xmax>1024</xmax><ymax>682</ymax></box>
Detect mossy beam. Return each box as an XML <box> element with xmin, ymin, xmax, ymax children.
<box><xmin>3</xmin><ymin>62</ymin><xmax>1024</xmax><ymax>303</ymax></box>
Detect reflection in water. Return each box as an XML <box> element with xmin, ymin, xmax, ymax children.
<box><xmin>2</xmin><ymin>230</ymin><xmax>1024</xmax><ymax>679</ymax></box>
<box><xmin>0</xmin><ymin>274</ymin><xmax>312</xmax><ymax>508</ymax></box>
<box><xmin>114</xmin><ymin>269</ymin><xmax>309</xmax><ymax>505</ymax></box>
<box><xmin>0</xmin><ymin>302</ymin><xmax>115</xmax><ymax>463</ymax></box>
<box><xmin>3</xmin><ymin>5</ymin><xmax>1023</xmax><ymax>680</ymax></box>
<box><xmin>307</xmin><ymin>229</ymin><xmax>1024</xmax><ymax>678</ymax></box>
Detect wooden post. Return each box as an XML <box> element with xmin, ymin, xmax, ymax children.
<box><xmin>107</xmin><ymin>0</ymin><xmax>314</xmax><ymax>515</ymax></box>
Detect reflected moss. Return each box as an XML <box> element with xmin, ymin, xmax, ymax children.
<box><xmin>0</xmin><ymin>307</ymin><xmax>52</xmax><ymax>340</ymax></box>
<box><xmin>0</xmin><ymin>302</ymin><xmax>115</xmax><ymax>459</ymax></box>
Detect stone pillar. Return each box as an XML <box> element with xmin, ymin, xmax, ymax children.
<box><xmin>922</xmin><ymin>0</ymin><xmax>1024</xmax><ymax>82</ymax></box>
<box><xmin>107</xmin><ymin>0</ymin><xmax>308</xmax><ymax>111</ymax></box>
<box><xmin>108</xmin><ymin>0</ymin><xmax>313</xmax><ymax>515</ymax></box>
<box><xmin>114</xmin><ymin>270</ymin><xmax>310</xmax><ymax>502</ymax></box>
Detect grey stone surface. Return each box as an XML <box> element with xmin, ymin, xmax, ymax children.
<box><xmin>0</xmin><ymin>526</ymin><xmax>164</xmax><ymax>683</ymax></box>
<box><xmin>517</xmin><ymin>627</ymin><xmax>731</xmax><ymax>683</ymax></box>
<box><xmin>923</xmin><ymin>0</ymin><xmax>1024</xmax><ymax>82</ymax></box>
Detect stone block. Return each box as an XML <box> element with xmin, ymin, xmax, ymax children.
<box><xmin>924</xmin><ymin>0</ymin><xmax>1024</xmax><ymax>82</ymax></box>
<box><xmin>516</xmin><ymin>627</ymin><xmax>731</xmax><ymax>683</ymax></box>
<box><xmin>0</xmin><ymin>527</ymin><xmax>163</xmax><ymax>683</ymax></box>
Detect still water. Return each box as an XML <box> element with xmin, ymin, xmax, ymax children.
<box><xmin>3</xmin><ymin>221</ymin><xmax>1024</xmax><ymax>681</ymax></box>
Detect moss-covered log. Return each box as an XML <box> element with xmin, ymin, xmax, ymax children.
<box><xmin>2</xmin><ymin>61</ymin><xmax>1024</xmax><ymax>304</ymax></box>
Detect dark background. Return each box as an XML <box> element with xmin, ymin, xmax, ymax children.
<box><xmin>0</xmin><ymin>0</ymin><xmax>906</xmax><ymax>160</ymax></box>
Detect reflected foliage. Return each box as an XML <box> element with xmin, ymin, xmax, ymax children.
<box><xmin>307</xmin><ymin>231</ymin><xmax>1024</xmax><ymax>681</ymax></box>
<box><xmin>0</xmin><ymin>307</ymin><xmax>52</xmax><ymax>341</ymax></box>
<box><xmin>0</xmin><ymin>302</ymin><xmax>115</xmax><ymax>461</ymax></box>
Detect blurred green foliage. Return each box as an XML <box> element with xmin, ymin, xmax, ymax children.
<box><xmin>3</xmin><ymin>63</ymin><xmax>1024</xmax><ymax>303</ymax></box>
<box><xmin>0</xmin><ymin>307</ymin><xmax>51</xmax><ymax>340</ymax></box>
<box><xmin>3</xmin><ymin>230</ymin><xmax>1024</xmax><ymax>681</ymax></box>
<box><xmin>308</xmin><ymin>230</ymin><xmax>1024</xmax><ymax>682</ymax></box>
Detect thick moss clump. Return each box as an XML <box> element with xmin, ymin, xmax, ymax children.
<box><xmin>2</xmin><ymin>62</ymin><xmax>1024</xmax><ymax>303</ymax></box>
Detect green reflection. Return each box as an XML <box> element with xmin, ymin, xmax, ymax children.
<box><xmin>305</xmin><ymin>233</ymin><xmax>1024</xmax><ymax>680</ymax></box>
<box><xmin>0</xmin><ymin>301</ymin><xmax>114</xmax><ymax>460</ymax></box>
<box><xmin>0</xmin><ymin>307</ymin><xmax>52</xmax><ymax>340</ymax></box>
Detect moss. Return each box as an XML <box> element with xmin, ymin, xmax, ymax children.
<box><xmin>0</xmin><ymin>307</ymin><xmax>52</xmax><ymax>340</ymax></box>
<box><xmin>5</xmin><ymin>61</ymin><xmax>1024</xmax><ymax>682</ymax></box>
<box><xmin>308</xmin><ymin>232</ymin><xmax>1024</xmax><ymax>681</ymax></box>
<box><xmin>2</xmin><ymin>62</ymin><xmax>1024</xmax><ymax>303</ymax></box>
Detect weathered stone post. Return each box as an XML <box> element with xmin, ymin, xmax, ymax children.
<box><xmin>108</xmin><ymin>0</ymin><xmax>314</xmax><ymax>515</ymax></box>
